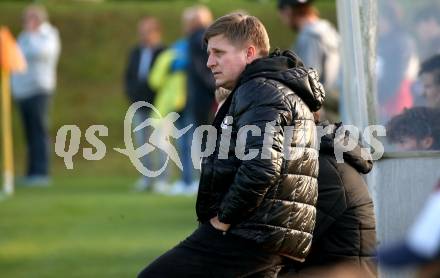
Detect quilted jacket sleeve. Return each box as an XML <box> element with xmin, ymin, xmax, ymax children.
<box><xmin>218</xmin><ymin>80</ymin><xmax>290</xmax><ymax>224</ymax></box>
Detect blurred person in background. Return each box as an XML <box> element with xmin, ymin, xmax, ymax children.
<box><xmin>123</xmin><ymin>16</ymin><xmax>166</xmax><ymax>191</ymax></box>
<box><xmin>186</xmin><ymin>5</ymin><xmax>215</xmax><ymax>129</ymax></box>
<box><xmin>11</xmin><ymin>5</ymin><xmax>60</xmax><ymax>186</ymax></box>
<box><xmin>148</xmin><ymin>6</ymin><xmax>208</xmax><ymax>195</ymax></box>
<box><xmin>277</xmin><ymin>0</ymin><xmax>340</xmax><ymax>122</ymax></box>
<box><xmin>376</xmin><ymin>1</ymin><xmax>418</xmax><ymax>123</ymax></box>
<box><xmin>414</xmin><ymin>6</ymin><xmax>440</xmax><ymax>62</ymax></box>
<box><xmin>377</xmin><ymin>180</ymin><xmax>440</xmax><ymax>278</ymax></box>
<box><xmin>280</xmin><ymin>119</ymin><xmax>377</xmax><ymax>278</ymax></box>
<box><xmin>418</xmin><ymin>54</ymin><xmax>440</xmax><ymax>108</ymax></box>
<box><xmin>387</xmin><ymin>107</ymin><xmax>440</xmax><ymax>151</ymax></box>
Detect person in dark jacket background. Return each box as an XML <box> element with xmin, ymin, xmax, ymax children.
<box><xmin>123</xmin><ymin>16</ymin><xmax>166</xmax><ymax>191</ymax></box>
<box><xmin>281</xmin><ymin>121</ymin><xmax>377</xmax><ymax>277</ymax></box>
<box><xmin>186</xmin><ymin>5</ymin><xmax>216</xmax><ymax>127</ymax></box>
<box><xmin>138</xmin><ymin>13</ymin><xmax>325</xmax><ymax>277</ymax></box>
<box><xmin>125</xmin><ymin>16</ymin><xmax>164</xmax><ymax>106</ymax></box>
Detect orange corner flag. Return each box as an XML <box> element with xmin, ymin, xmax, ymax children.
<box><xmin>0</xmin><ymin>26</ymin><xmax>26</xmax><ymax>73</ymax></box>
<box><xmin>0</xmin><ymin>26</ymin><xmax>26</xmax><ymax>196</ymax></box>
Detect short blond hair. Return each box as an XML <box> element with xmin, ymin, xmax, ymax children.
<box><xmin>204</xmin><ymin>13</ymin><xmax>270</xmax><ymax>56</ymax></box>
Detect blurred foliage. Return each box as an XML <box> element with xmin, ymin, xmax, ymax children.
<box><xmin>0</xmin><ymin>0</ymin><xmax>336</xmax><ymax>178</ymax></box>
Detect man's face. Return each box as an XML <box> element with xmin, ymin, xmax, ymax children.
<box><xmin>278</xmin><ymin>7</ymin><xmax>300</xmax><ymax>32</ymax></box>
<box><xmin>396</xmin><ymin>137</ymin><xmax>422</xmax><ymax>151</ymax></box>
<box><xmin>421</xmin><ymin>73</ymin><xmax>440</xmax><ymax>108</ymax></box>
<box><xmin>206</xmin><ymin>35</ymin><xmax>248</xmax><ymax>90</ymax></box>
<box><xmin>138</xmin><ymin>20</ymin><xmax>160</xmax><ymax>48</ymax></box>
<box><xmin>23</xmin><ymin>11</ymin><xmax>41</xmax><ymax>32</ymax></box>
<box><xmin>396</xmin><ymin>136</ymin><xmax>433</xmax><ymax>151</ymax></box>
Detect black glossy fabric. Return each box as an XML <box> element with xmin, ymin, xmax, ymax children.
<box><xmin>196</xmin><ymin>50</ymin><xmax>325</xmax><ymax>260</ymax></box>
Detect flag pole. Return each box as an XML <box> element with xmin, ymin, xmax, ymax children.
<box><xmin>0</xmin><ymin>26</ymin><xmax>18</xmax><ymax>197</ymax></box>
<box><xmin>1</xmin><ymin>66</ymin><xmax>14</xmax><ymax>196</ymax></box>
<box><xmin>0</xmin><ymin>26</ymin><xmax>27</xmax><ymax>197</ymax></box>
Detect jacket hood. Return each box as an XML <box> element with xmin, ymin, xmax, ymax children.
<box><xmin>237</xmin><ymin>49</ymin><xmax>325</xmax><ymax>112</ymax></box>
<box><xmin>319</xmin><ymin>123</ymin><xmax>373</xmax><ymax>174</ymax></box>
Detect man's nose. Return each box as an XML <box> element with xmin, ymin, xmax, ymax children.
<box><xmin>206</xmin><ymin>54</ymin><xmax>216</xmax><ymax>69</ymax></box>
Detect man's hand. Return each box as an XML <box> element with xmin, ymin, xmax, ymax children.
<box><xmin>209</xmin><ymin>216</ymin><xmax>231</xmax><ymax>232</ymax></box>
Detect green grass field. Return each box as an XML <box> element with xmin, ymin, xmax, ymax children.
<box><xmin>0</xmin><ymin>177</ymin><xmax>197</xmax><ymax>277</ymax></box>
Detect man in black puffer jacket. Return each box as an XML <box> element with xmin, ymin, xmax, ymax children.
<box><xmin>281</xmin><ymin>122</ymin><xmax>377</xmax><ymax>277</ymax></box>
<box><xmin>138</xmin><ymin>13</ymin><xmax>324</xmax><ymax>278</ymax></box>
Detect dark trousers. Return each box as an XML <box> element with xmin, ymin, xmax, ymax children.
<box><xmin>17</xmin><ymin>94</ymin><xmax>50</xmax><ymax>176</ymax></box>
<box><xmin>138</xmin><ymin>223</ymin><xmax>284</xmax><ymax>278</ymax></box>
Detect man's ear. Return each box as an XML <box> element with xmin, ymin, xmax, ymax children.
<box><xmin>245</xmin><ymin>45</ymin><xmax>257</xmax><ymax>64</ymax></box>
<box><xmin>420</xmin><ymin>136</ymin><xmax>434</xmax><ymax>150</ymax></box>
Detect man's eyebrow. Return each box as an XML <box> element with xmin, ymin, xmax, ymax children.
<box><xmin>207</xmin><ymin>47</ymin><xmax>223</xmax><ymax>55</ymax></box>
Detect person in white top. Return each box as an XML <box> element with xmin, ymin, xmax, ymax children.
<box><xmin>11</xmin><ymin>5</ymin><xmax>60</xmax><ymax>186</ymax></box>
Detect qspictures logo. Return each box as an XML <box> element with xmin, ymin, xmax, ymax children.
<box><xmin>54</xmin><ymin>101</ymin><xmax>386</xmax><ymax>177</ymax></box>
<box><xmin>113</xmin><ymin>101</ymin><xmax>192</xmax><ymax>177</ymax></box>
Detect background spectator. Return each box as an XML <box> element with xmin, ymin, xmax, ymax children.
<box><xmin>419</xmin><ymin>54</ymin><xmax>440</xmax><ymax>108</ymax></box>
<box><xmin>277</xmin><ymin>0</ymin><xmax>340</xmax><ymax>93</ymax></box>
<box><xmin>281</xmin><ymin>122</ymin><xmax>376</xmax><ymax>277</ymax></box>
<box><xmin>123</xmin><ymin>16</ymin><xmax>167</xmax><ymax>191</ymax></box>
<box><xmin>186</xmin><ymin>5</ymin><xmax>215</xmax><ymax>128</ymax></box>
<box><xmin>387</xmin><ymin>107</ymin><xmax>440</xmax><ymax>151</ymax></box>
<box><xmin>277</xmin><ymin>0</ymin><xmax>340</xmax><ymax>121</ymax></box>
<box><xmin>376</xmin><ymin>1</ymin><xmax>418</xmax><ymax>122</ymax></box>
<box><xmin>11</xmin><ymin>4</ymin><xmax>60</xmax><ymax>186</ymax></box>
<box><xmin>148</xmin><ymin>6</ymin><xmax>207</xmax><ymax>195</ymax></box>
